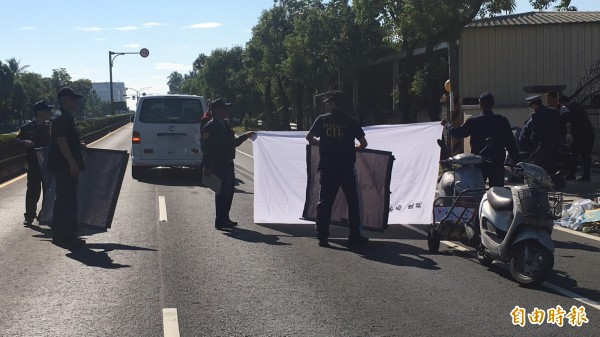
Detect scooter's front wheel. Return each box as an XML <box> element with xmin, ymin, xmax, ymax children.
<box><xmin>427</xmin><ymin>225</ymin><xmax>441</xmax><ymax>253</ymax></box>
<box><xmin>510</xmin><ymin>240</ymin><xmax>554</xmax><ymax>287</ymax></box>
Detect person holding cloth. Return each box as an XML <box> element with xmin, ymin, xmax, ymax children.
<box><xmin>306</xmin><ymin>90</ymin><xmax>369</xmax><ymax>248</ymax></box>
<box><xmin>202</xmin><ymin>98</ymin><xmax>254</xmax><ymax>230</ymax></box>
<box><xmin>442</xmin><ymin>92</ymin><xmax>519</xmax><ymax>187</ymax></box>
<box><xmin>16</xmin><ymin>100</ymin><xmax>52</xmax><ymax>226</ymax></box>
<box><xmin>48</xmin><ymin>87</ymin><xmax>86</xmax><ymax>248</ymax></box>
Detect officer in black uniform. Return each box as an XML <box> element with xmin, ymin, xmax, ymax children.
<box><xmin>442</xmin><ymin>92</ymin><xmax>519</xmax><ymax>187</ymax></box>
<box><xmin>519</xmin><ymin>95</ymin><xmax>564</xmax><ymax>176</ymax></box>
<box><xmin>306</xmin><ymin>90</ymin><xmax>369</xmax><ymax>248</ymax></box>
<box><xmin>48</xmin><ymin>87</ymin><xmax>86</xmax><ymax>248</ymax></box>
<box><xmin>559</xmin><ymin>94</ymin><xmax>595</xmax><ymax>181</ymax></box>
<box><xmin>16</xmin><ymin>100</ymin><xmax>52</xmax><ymax>225</ymax></box>
<box><xmin>202</xmin><ymin>98</ymin><xmax>254</xmax><ymax>229</ymax></box>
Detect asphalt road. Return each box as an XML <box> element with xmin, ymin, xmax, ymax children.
<box><xmin>0</xmin><ymin>123</ymin><xmax>598</xmax><ymax>337</ymax></box>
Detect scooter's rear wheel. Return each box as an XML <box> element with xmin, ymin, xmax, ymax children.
<box><xmin>427</xmin><ymin>225</ymin><xmax>441</xmax><ymax>253</ymax></box>
<box><xmin>510</xmin><ymin>240</ymin><xmax>554</xmax><ymax>287</ymax></box>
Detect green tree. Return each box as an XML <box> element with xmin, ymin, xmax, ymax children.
<box><xmin>167</xmin><ymin>71</ymin><xmax>184</xmax><ymax>94</ymax></box>
<box><xmin>245</xmin><ymin>1</ymin><xmax>316</xmax><ymax>130</ymax></box>
<box><xmin>554</xmin><ymin>0</ymin><xmax>577</xmax><ymax>11</ymax></box>
<box><xmin>50</xmin><ymin>68</ymin><xmax>72</xmax><ymax>93</ymax></box>
<box><xmin>0</xmin><ymin>61</ymin><xmax>15</xmax><ymax>123</ymax></box>
<box><xmin>6</xmin><ymin>58</ymin><xmax>30</xmax><ymax>78</ymax></box>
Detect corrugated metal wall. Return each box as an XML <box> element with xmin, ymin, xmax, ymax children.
<box><xmin>459</xmin><ymin>22</ymin><xmax>600</xmax><ymax>106</ymax></box>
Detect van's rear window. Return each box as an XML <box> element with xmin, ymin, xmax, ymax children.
<box><xmin>139</xmin><ymin>98</ymin><xmax>203</xmax><ymax>123</ymax></box>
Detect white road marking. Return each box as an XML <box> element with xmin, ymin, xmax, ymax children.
<box><xmin>236</xmin><ymin>149</ymin><xmax>253</xmax><ymax>158</ymax></box>
<box><xmin>554</xmin><ymin>225</ymin><xmax>600</xmax><ymax>242</ymax></box>
<box><xmin>162</xmin><ymin>308</ymin><xmax>181</xmax><ymax>337</ymax></box>
<box><xmin>400</xmin><ymin>223</ymin><xmax>600</xmax><ymax>311</ymax></box>
<box><xmin>542</xmin><ymin>282</ymin><xmax>600</xmax><ymax>311</ymax></box>
<box><xmin>158</xmin><ymin>196</ymin><xmax>168</xmax><ymax>222</ymax></box>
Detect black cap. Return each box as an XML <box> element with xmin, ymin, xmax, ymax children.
<box><xmin>525</xmin><ymin>95</ymin><xmax>543</xmax><ymax>105</ymax></box>
<box><xmin>33</xmin><ymin>100</ymin><xmax>54</xmax><ymax>112</ymax></box>
<box><xmin>478</xmin><ymin>92</ymin><xmax>494</xmax><ymax>105</ymax></box>
<box><xmin>57</xmin><ymin>87</ymin><xmax>83</xmax><ymax>99</ymax></box>
<box><xmin>323</xmin><ymin>90</ymin><xmax>344</xmax><ymax>104</ymax></box>
<box><xmin>209</xmin><ymin>98</ymin><xmax>232</xmax><ymax>111</ymax></box>
<box><xmin>558</xmin><ymin>94</ymin><xmax>571</xmax><ymax>103</ymax></box>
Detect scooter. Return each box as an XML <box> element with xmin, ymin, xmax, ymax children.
<box><xmin>436</xmin><ymin>139</ymin><xmax>486</xmax><ymax>203</ymax></box>
<box><xmin>428</xmin><ymin>140</ymin><xmax>487</xmax><ymax>252</ymax></box>
<box><xmin>477</xmin><ymin>162</ymin><xmax>562</xmax><ymax>286</ymax></box>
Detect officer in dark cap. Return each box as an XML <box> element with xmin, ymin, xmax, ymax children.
<box><xmin>519</xmin><ymin>95</ymin><xmax>565</xmax><ymax>178</ymax></box>
<box><xmin>202</xmin><ymin>98</ymin><xmax>255</xmax><ymax>229</ymax></box>
<box><xmin>15</xmin><ymin>100</ymin><xmax>53</xmax><ymax>225</ymax></box>
<box><xmin>306</xmin><ymin>90</ymin><xmax>369</xmax><ymax>248</ymax></box>
<box><xmin>442</xmin><ymin>92</ymin><xmax>519</xmax><ymax>187</ymax></box>
<box><xmin>48</xmin><ymin>87</ymin><xmax>87</xmax><ymax>248</ymax></box>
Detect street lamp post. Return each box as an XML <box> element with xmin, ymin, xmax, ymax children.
<box><xmin>125</xmin><ymin>87</ymin><xmax>151</xmax><ymax>105</ymax></box>
<box><xmin>109</xmin><ymin>48</ymin><xmax>149</xmax><ymax>114</ymax></box>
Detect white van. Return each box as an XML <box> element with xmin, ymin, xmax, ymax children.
<box><xmin>131</xmin><ymin>94</ymin><xmax>207</xmax><ymax>179</ymax></box>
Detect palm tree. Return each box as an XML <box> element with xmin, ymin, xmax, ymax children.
<box><xmin>555</xmin><ymin>0</ymin><xmax>578</xmax><ymax>11</ymax></box>
<box><xmin>167</xmin><ymin>71</ymin><xmax>184</xmax><ymax>94</ymax></box>
<box><xmin>5</xmin><ymin>58</ymin><xmax>30</xmax><ymax>78</ymax></box>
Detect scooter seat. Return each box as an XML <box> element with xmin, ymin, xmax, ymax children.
<box><xmin>487</xmin><ymin>187</ymin><xmax>513</xmax><ymax>211</ymax></box>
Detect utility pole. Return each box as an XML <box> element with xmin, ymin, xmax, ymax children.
<box><xmin>109</xmin><ymin>48</ymin><xmax>149</xmax><ymax>114</ymax></box>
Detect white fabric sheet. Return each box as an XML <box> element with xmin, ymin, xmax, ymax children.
<box><xmin>253</xmin><ymin>122</ymin><xmax>443</xmax><ymax>225</ymax></box>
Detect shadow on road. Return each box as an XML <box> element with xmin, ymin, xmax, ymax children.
<box><xmin>133</xmin><ymin>168</ymin><xmax>253</xmax><ymax>195</ymax></box>
<box><xmin>222</xmin><ymin>227</ymin><xmax>291</xmax><ymax>246</ymax></box>
<box><xmin>330</xmin><ymin>239</ymin><xmax>440</xmax><ymax>270</ymax></box>
<box><xmin>256</xmin><ymin>223</ymin><xmax>439</xmax><ymax>269</ymax></box>
<box><xmin>451</xmin><ymin>250</ymin><xmax>600</xmax><ymax>302</ymax></box>
<box><xmin>554</xmin><ymin>240</ymin><xmax>600</xmax><ymax>253</ymax></box>
<box><xmin>64</xmin><ymin>243</ymin><xmax>157</xmax><ymax>269</ymax></box>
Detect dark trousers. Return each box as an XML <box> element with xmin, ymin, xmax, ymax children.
<box><xmin>316</xmin><ymin>166</ymin><xmax>361</xmax><ymax>241</ymax></box>
<box><xmin>481</xmin><ymin>162</ymin><xmax>505</xmax><ymax>187</ymax></box>
<box><xmin>24</xmin><ymin>161</ymin><xmax>43</xmax><ymax>221</ymax></box>
<box><xmin>213</xmin><ymin>161</ymin><xmax>235</xmax><ymax>223</ymax></box>
<box><xmin>533</xmin><ymin>148</ymin><xmax>558</xmax><ymax>175</ymax></box>
<box><xmin>52</xmin><ymin>169</ymin><xmax>79</xmax><ymax>240</ymax></box>
<box><xmin>572</xmin><ymin>136</ymin><xmax>595</xmax><ymax>178</ymax></box>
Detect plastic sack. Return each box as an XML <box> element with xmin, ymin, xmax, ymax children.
<box><xmin>559</xmin><ymin>199</ymin><xmax>599</xmax><ymax>230</ymax></box>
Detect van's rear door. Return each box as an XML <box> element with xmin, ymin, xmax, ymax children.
<box><xmin>138</xmin><ymin>97</ymin><xmax>203</xmax><ymax>161</ymax></box>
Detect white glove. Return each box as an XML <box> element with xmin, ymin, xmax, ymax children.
<box><xmin>566</xmin><ymin>134</ymin><xmax>573</xmax><ymax>145</ymax></box>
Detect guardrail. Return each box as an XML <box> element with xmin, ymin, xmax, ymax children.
<box><xmin>0</xmin><ymin>120</ymin><xmax>131</xmax><ymax>184</ymax></box>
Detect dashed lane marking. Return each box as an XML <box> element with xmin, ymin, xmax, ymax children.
<box><xmin>162</xmin><ymin>308</ymin><xmax>180</xmax><ymax>337</ymax></box>
<box><xmin>400</xmin><ymin>223</ymin><xmax>600</xmax><ymax>311</ymax></box>
<box><xmin>158</xmin><ymin>196</ymin><xmax>168</xmax><ymax>222</ymax></box>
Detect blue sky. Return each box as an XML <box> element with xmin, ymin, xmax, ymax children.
<box><xmin>1</xmin><ymin>0</ymin><xmax>597</xmax><ymax>108</ymax></box>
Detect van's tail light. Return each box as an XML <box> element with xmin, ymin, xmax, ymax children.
<box><xmin>132</xmin><ymin>131</ymin><xmax>141</xmax><ymax>144</ymax></box>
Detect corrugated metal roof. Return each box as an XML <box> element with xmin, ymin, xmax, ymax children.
<box><xmin>467</xmin><ymin>11</ymin><xmax>600</xmax><ymax>28</ymax></box>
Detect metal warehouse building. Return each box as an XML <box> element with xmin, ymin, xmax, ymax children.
<box><xmin>459</xmin><ymin>11</ymin><xmax>600</xmax><ymax>129</ymax></box>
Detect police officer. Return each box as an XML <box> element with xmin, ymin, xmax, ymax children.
<box><xmin>16</xmin><ymin>100</ymin><xmax>52</xmax><ymax>225</ymax></box>
<box><xmin>306</xmin><ymin>90</ymin><xmax>369</xmax><ymax>248</ymax></box>
<box><xmin>442</xmin><ymin>92</ymin><xmax>519</xmax><ymax>187</ymax></box>
<box><xmin>48</xmin><ymin>87</ymin><xmax>86</xmax><ymax>248</ymax></box>
<box><xmin>559</xmin><ymin>94</ymin><xmax>595</xmax><ymax>181</ymax></box>
<box><xmin>202</xmin><ymin>98</ymin><xmax>254</xmax><ymax>229</ymax></box>
<box><xmin>519</xmin><ymin>95</ymin><xmax>564</xmax><ymax>177</ymax></box>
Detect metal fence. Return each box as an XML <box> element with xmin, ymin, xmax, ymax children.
<box><xmin>587</xmin><ymin>108</ymin><xmax>600</xmax><ymax>161</ymax></box>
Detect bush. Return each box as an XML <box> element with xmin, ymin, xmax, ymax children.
<box><xmin>0</xmin><ymin>134</ymin><xmax>24</xmax><ymax>159</ymax></box>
